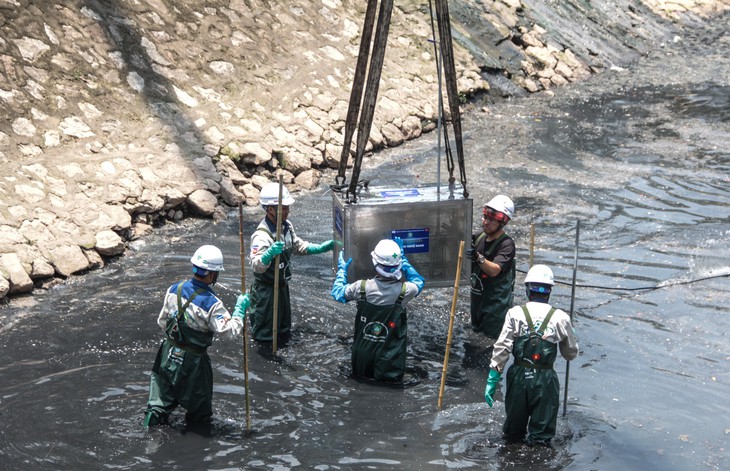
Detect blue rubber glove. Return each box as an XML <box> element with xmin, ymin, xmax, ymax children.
<box><xmin>232</xmin><ymin>293</ymin><xmax>250</xmax><ymax>321</ymax></box>
<box><xmin>401</xmin><ymin>255</ymin><xmax>424</xmax><ymax>294</ymax></box>
<box><xmin>484</xmin><ymin>369</ymin><xmax>502</xmax><ymax>407</ymax></box>
<box><xmin>331</xmin><ymin>250</ymin><xmax>352</xmax><ymax>303</ymax></box>
<box><xmin>306</xmin><ymin>239</ymin><xmax>335</xmax><ymax>255</ymax></box>
<box><xmin>393</xmin><ymin>236</ymin><xmax>404</xmax><ymax>254</ymax></box>
<box><xmin>260</xmin><ymin>241</ymin><xmax>285</xmax><ymax>265</ymax></box>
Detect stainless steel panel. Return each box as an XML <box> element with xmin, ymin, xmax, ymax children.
<box><xmin>332</xmin><ymin>185</ymin><xmax>472</xmax><ymax>288</ymax></box>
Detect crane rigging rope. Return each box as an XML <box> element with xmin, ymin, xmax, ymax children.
<box><xmin>335</xmin><ymin>0</ymin><xmax>469</xmax><ymax>203</ymax></box>
<box><xmin>430</xmin><ymin>0</ymin><xmax>468</xmax><ymax>198</ymax></box>
<box><xmin>334</xmin><ymin>0</ymin><xmax>379</xmax><ymax>196</ymax></box>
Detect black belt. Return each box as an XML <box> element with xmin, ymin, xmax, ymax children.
<box><xmin>167</xmin><ymin>337</ymin><xmax>207</xmax><ymax>355</ymax></box>
<box><xmin>514</xmin><ymin>358</ymin><xmax>553</xmax><ymax>369</ymax></box>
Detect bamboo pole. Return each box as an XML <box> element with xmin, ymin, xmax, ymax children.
<box><xmin>438</xmin><ymin>240</ymin><xmax>465</xmax><ymax>410</ymax></box>
<box><xmin>563</xmin><ymin>220</ymin><xmax>580</xmax><ymax>417</ymax></box>
<box><xmin>237</xmin><ymin>202</ymin><xmax>251</xmax><ymax>432</ymax></box>
<box><xmin>271</xmin><ymin>174</ymin><xmax>284</xmax><ymax>354</ymax></box>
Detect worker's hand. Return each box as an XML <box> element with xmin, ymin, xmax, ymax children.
<box><xmin>306</xmin><ymin>239</ymin><xmax>335</xmax><ymax>255</ymax></box>
<box><xmin>393</xmin><ymin>236</ymin><xmax>404</xmax><ymax>254</ymax></box>
<box><xmin>232</xmin><ymin>293</ymin><xmax>250</xmax><ymax>320</ymax></box>
<box><xmin>331</xmin><ymin>250</ymin><xmax>352</xmax><ymax>304</ymax></box>
<box><xmin>465</xmin><ymin>247</ymin><xmax>479</xmax><ymax>262</ymax></box>
<box><xmin>484</xmin><ymin>369</ymin><xmax>502</xmax><ymax>407</ymax></box>
<box><xmin>260</xmin><ymin>241</ymin><xmax>285</xmax><ymax>265</ymax></box>
<box><xmin>337</xmin><ymin>250</ymin><xmax>352</xmax><ymax>272</ymax></box>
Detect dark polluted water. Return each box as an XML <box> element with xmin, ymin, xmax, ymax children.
<box><xmin>2</xmin><ymin>24</ymin><xmax>730</xmax><ymax>471</ymax></box>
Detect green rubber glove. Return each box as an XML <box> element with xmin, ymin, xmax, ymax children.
<box><xmin>232</xmin><ymin>293</ymin><xmax>250</xmax><ymax>321</ymax></box>
<box><xmin>484</xmin><ymin>369</ymin><xmax>502</xmax><ymax>407</ymax></box>
<box><xmin>306</xmin><ymin>239</ymin><xmax>335</xmax><ymax>255</ymax></box>
<box><xmin>260</xmin><ymin>241</ymin><xmax>285</xmax><ymax>265</ymax></box>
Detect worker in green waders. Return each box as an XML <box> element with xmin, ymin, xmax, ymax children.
<box><xmin>331</xmin><ymin>238</ymin><xmax>424</xmax><ymax>382</ymax></box>
<box><xmin>249</xmin><ymin>182</ymin><xmax>335</xmax><ymax>344</ymax></box>
<box><xmin>484</xmin><ymin>264</ymin><xmax>579</xmax><ymax>445</ymax></box>
<box><xmin>467</xmin><ymin>195</ymin><xmax>516</xmax><ymax>339</ymax></box>
<box><xmin>144</xmin><ymin>245</ymin><xmax>250</xmax><ymax>428</ymax></box>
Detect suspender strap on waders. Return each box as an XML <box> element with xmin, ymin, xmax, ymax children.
<box><xmin>516</xmin><ymin>305</ymin><xmax>557</xmax><ymax>369</ymax></box>
<box><xmin>521</xmin><ymin>305</ymin><xmax>557</xmax><ymax>337</ymax></box>
<box><xmin>166</xmin><ymin>282</ymin><xmax>206</xmax><ymax>351</ymax></box>
<box><xmin>359</xmin><ymin>280</ymin><xmax>407</xmax><ymax>303</ymax></box>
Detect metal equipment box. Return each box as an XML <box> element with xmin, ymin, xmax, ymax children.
<box><xmin>332</xmin><ymin>185</ymin><xmax>472</xmax><ymax>288</ymax></box>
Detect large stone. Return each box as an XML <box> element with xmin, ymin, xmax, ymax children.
<box><xmin>14</xmin><ymin>184</ymin><xmax>45</xmax><ymax>204</ymax></box>
<box><xmin>280</xmin><ymin>149</ymin><xmax>312</xmax><ymax>174</ymax></box>
<box><xmin>59</xmin><ymin>116</ymin><xmax>95</xmax><ymax>138</ymax></box>
<box><xmin>159</xmin><ymin>187</ymin><xmax>187</xmax><ymax>209</ymax></box>
<box><xmin>381</xmin><ymin>122</ymin><xmax>405</xmax><ymax>147</ymax></box>
<box><xmin>554</xmin><ymin>60</ymin><xmax>574</xmax><ymax>79</ymax></box>
<box><xmin>18</xmin><ymin>219</ymin><xmax>55</xmax><ymax>244</ymax></box>
<box><xmin>400</xmin><ymin>116</ymin><xmax>423</xmax><ymax>141</ymax></box>
<box><xmin>251</xmin><ymin>174</ymin><xmax>271</xmax><ymax>189</ymax></box>
<box><xmin>219</xmin><ymin>177</ymin><xmax>244</xmax><ymax>206</ymax></box>
<box><xmin>13</xmin><ymin>37</ymin><xmax>50</xmax><ymax>62</ymax></box>
<box><xmin>294</xmin><ymin>169</ymin><xmax>321</xmax><ymax>190</ymax></box>
<box><xmin>240</xmin><ymin>142</ymin><xmax>271</xmax><ymax>165</ymax></box>
<box><xmin>12</xmin><ymin>117</ymin><xmax>36</xmax><ymax>137</ymax></box>
<box><xmin>215</xmin><ymin>155</ymin><xmax>248</xmax><ymax>185</ymax></box>
<box><xmin>187</xmin><ymin>189</ymin><xmax>218</xmax><ymax>216</ymax></box>
<box><xmin>0</xmin><ymin>253</ymin><xmax>33</xmax><ymax>294</ymax></box>
<box><xmin>239</xmin><ymin>183</ymin><xmax>260</xmax><ymax>207</ymax></box>
<box><xmin>520</xmin><ymin>32</ymin><xmax>544</xmax><ymax>48</ymax></box>
<box><xmin>103</xmin><ymin>204</ymin><xmax>132</xmax><ymax>231</ymax></box>
<box><xmin>324</xmin><ymin>143</ymin><xmax>344</xmax><ymax>169</ymax></box>
<box><xmin>0</xmin><ymin>225</ymin><xmax>27</xmax><ymax>249</ymax></box>
<box><xmin>525</xmin><ymin>46</ymin><xmax>558</xmax><ymax>69</ymax></box>
<box><xmin>0</xmin><ymin>275</ymin><xmax>9</xmax><ymax>299</ymax></box>
<box><xmin>95</xmin><ymin>230</ymin><xmax>125</xmax><ymax>256</ymax></box>
<box><xmin>46</xmin><ymin>244</ymin><xmax>90</xmax><ymax>277</ymax></box>
<box><xmin>31</xmin><ymin>258</ymin><xmax>55</xmax><ymax>279</ymax></box>
<box><xmin>83</xmin><ymin>248</ymin><xmax>105</xmax><ymax>270</ymax></box>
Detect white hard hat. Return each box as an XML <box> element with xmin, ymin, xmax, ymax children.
<box><xmin>485</xmin><ymin>194</ymin><xmax>514</xmax><ymax>220</ymax></box>
<box><xmin>524</xmin><ymin>264</ymin><xmax>554</xmax><ymax>286</ymax></box>
<box><xmin>371</xmin><ymin>239</ymin><xmax>402</xmax><ymax>268</ymax></box>
<box><xmin>259</xmin><ymin>182</ymin><xmax>295</xmax><ymax>207</ymax></box>
<box><xmin>190</xmin><ymin>245</ymin><xmax>225</xmax><ymax>272</ymax></box>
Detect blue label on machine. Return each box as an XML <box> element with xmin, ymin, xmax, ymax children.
<box><xmin>391</xmin><ymin>228</ymin><xmax>429</xmax><ymax>254</ymax></box>
<box><xmin>334</xmin><ymin>206</ymin><xmax>343</xmax><ymax>236</ymax></box>
<box><xmin>380</xmin><ymin>189</ymin><xmax>421</xmax><ymax>198</ymax></box>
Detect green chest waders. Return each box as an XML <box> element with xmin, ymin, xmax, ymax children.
<box><xmin>470</xmin><ymin>233</ymin><xmax>516</xmax><ymax>338</ymax></box>
<box><xmin>503</xmin><ymin>306</ymin><xmax>561</xmax><ymax>443</ymax></box>
<box><xmin>352</xmin><ymin>281</ymin><xmax>408</xmax><ymax>382</ymax></box>
<box><xmin>146</xmin><ymin>283</ymin><xmax>214</xmax><ymax>425</ymax></box>
<box><xmin>250</xmin><ymin>227</ymin><xmax>293</xmax><ymax>342</ymax></box>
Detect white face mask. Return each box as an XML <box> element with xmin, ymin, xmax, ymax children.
<box><xmin>374</xmin><ymin>263</ymin><xmax>403</xmax><ymax>280</ymax></box>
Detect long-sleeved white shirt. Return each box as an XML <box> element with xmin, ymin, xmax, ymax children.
<box><xmin>490</xmin><ymin>301</ymin><xmax>578</xmax><ymax>371</ymax></box>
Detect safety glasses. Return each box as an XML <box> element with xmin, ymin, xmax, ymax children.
<box><xmin>483</xmin><ymin>207</ymin><xmax>509</xmax><ymax>223</ymax></box>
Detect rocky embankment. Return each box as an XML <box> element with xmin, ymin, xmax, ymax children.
<box><xmin>1</xmin><ymin>0</ymin><xmax>727</xmax><ymax>300</ymax></box>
